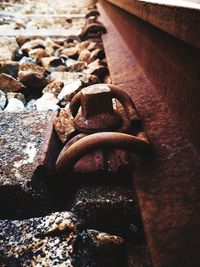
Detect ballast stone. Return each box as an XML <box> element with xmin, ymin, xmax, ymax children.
<box><xmin>0</xmin><ymin>212</ymin><xmax>77</xmax><ymax>267</ymax></box>
<box><xmin>0</xmin><ymin>73</ymin><xmax>26</xmax><ymax>92</ymax></box>
<box><xmin>4</xmin><ymin>98</ymin><xmax>25</xmax><ymax>112</ymax></box>
<box><xmin>71</xmin><ymin>185</ymin><xmax>141</xmax><ymax>237</ymax></box>
<box><xmin>0</xmin><ymin>212</ymin><xmax>126</xmax><ymax>267</ymax></box>
<box><xmin>0</xmin><ymin>90</ymin><xmax>7</xmax><ymax>110</ymax></box>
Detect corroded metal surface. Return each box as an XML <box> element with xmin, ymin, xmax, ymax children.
<box><xmin>56</xmin><ymin>132</ymin><xmax>150</xmax><ymax>174</ymax></box>
<box><xmin>105</xmin><ymin>0</ymin><xmax>200</xmax><ymax>49</ymax></box>
<box><xmin>73</xmin><ymin>85</ymin><xmax>121</xmax><ymax>133</ymax></box>
<box><xmin>99</xmin><ymin>1</ymin><xmax>200</xmax><ymax>267</ymax></box>
<box><xmin>55</xmin><ymin>83</ymin><xmax>149</xmax><ymax>176</ymax></box>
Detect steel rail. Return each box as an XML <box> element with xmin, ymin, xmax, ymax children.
<box><xmin>104</xmin><ymin>0</ymin><xmax>200</xmax><ymax>49</ymax></box>
<box><xmin>98</xmin><ymin>1</ymin><xmax>200</xmax><ymax>267</ymax></box>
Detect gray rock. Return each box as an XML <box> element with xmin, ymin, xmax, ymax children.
<box><xmin>77</xmin><ymin>40</ymin><xmax>100</xmax><ymax>52</ymax></box>
<box><xmin>4</xmin><ymin>98</ymin><xmax>25</xmax><ymax>112</ymax></box>
<box><xmin>35</xmin><ymin>93</ymin><xmax>60</xmax><ymax>111</ymax></box>
<box><xmin>45</xmin><ymin>37</ymin><xmax>61</xmax><ymax>54</ymax></box>
<box><xmin>77</xmin><ymin>40</ymin><xmax>90</xmax><ymax>51</ymax></box>
<box><xmin>66</xmin><ymin>58</ymin><xmax>77</xmax><ymax>66</ymax></box>
<box><xmin>26</xmin><ymin>99</ymin><xmax>37</xmax><ymax>110</ymax></box>
<box><xmin>42</xmin><ymin>79</ymin><xmax>64</xmax><ymax>97</ymax></box>
<box><xmin>0</xmin><ymin>37</ymin><xmax>19</xmax><ymax>61</ymax></box>
<box><xmin>72</xmin><ymin>228</ymin><xmax>126</xmax><ymax>267</ymax></box>
<box><xmin>51</xmin><ymin>71</ymin><xmax>81</xmax><ymax>84</ymax></box>
<box><xmin>21</xmin><ymin>39</ymin><xmax>46</xmax><ymax>54</ymax></box>
<box><xmin>71</xmin><ymin>185</ymin><xmax>141</xmax><ymax>237</ymax></box>
<box><xmin>66</xmin><ymin>59</ymin><xmax>86</xmax><ymax>72</ymax></box>
<box><xmin>46</xmin><ymin>65</ymin><xmax>68</xmax><ymax>73</ymax></box>
<box><xmin>58</xmin><ymin>80</ymin><xmax>82</xmax><ymax>101</ymax></box>
<box><xmin>0</xmin><ymin>212</ymin><xmax>126</xmax><ymax>267</ymax></box>
<box><xmin>0</xmin><ymin>90</ymin><xmax>7</xmax><ymax>110</ymax></box>
<box><xmin>28</xmin><ymin>48</ymin><xmax>51</xmax><ymax>64</ymax></box>
<box><xmin>11</xmin><ymin>48</ymin><xmax>24</xmax><ymax>61</ymax></box>
<box><xmin>18</xmin><ymin>62</ymin><xmax>47</xmax><ymax>90</ymax></box>
<box><xmin>87</xmin><ymin>229</ymin><xmax>125</xmax><ymax>267</ymax></box>
<box><xmin>89</xmin><ymin>48</ymin><xmax>105</xmax><ymax>63</ymax></box>
<box><xmin>87</xmin><ymin>41</ymin><xmax>100</xmax><ymax>51</ymax></box>
<box><xmin>0</xmin><ymin>212</ymin><xmax>77</xmax><ymax>267</ymax></box>
<box><xmin>50</xmin><ymin>71</ymin><xmax>97</xmax><ymax>86</ymax></box>
<box><xmin>88</xmin><ymin>229</ymin><xmax>124</xmax><ymax>251</ymax></box>
<box><xmin>7</xmin><ymin>92</ymin><xmax>26</xmax><ymax>105</ymax></box>
<box><xmin>14</xmin><ymin>21</ymin><xmax>26</xmax><ymax>30</ymax></box>
<box><xmin>19</xmin><ymin>57</ymin><xmax>36</xmax><ymax>65</ymax></box>
<box><xmin>80</xmin><ymin>74</ymin><xmax>99</xmax><ymax>87</ymax></box>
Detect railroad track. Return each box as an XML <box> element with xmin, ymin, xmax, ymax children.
<box><xmin>0</xmin><ymin>1</ymin><xmax>200</xmax><ymax>267</ymax></box>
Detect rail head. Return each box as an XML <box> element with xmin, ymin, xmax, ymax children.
<box><xmin>103</xmin><ymin>0</ymin><xmax>200</xmax><ymax>49</ymax></box>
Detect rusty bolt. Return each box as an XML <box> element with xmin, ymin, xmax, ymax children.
<box><xmin>70</xmin><ymin>84</ymin><xmax>143</xmax><ymax>133</ymax></box>
<box><xmin>73</xmin><ymin>84</ymin><xmax>122</xmax><ymax>133</ymax></box>
<box><xmin>81</xmin><ymin>84</ymin><xmax>113</xmax><ymax>118</ymax></box>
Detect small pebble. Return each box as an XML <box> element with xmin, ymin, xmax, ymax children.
<box><xmin>18</xmin><ymin>71</ymin><xmax>48</xmax><ymax>90</ymax></box>
<box><xmin>54</xmin><ymin>105</ymin><xmax>76</xmax><ymax>143</ymax></box>
<box><xmin>0</xmin><ymin>60</ymin><xmax>19</xmax><ymax>78</ymax></box>
<box><xmin>85</xmin><ymin>59</ymin><xmax>108</xmax><ymax>80</ymax></box>
<box><xmin>21</xmin><ymin>39</ymin><xmax>46</xmax><ymax>54</ymax></box>
<box><xmin>4</xmin><ymin>98</ymin><xmax>25</xmax><ymax>112</ymax></box>
<box><xmin>19</xmin><ymin>61</ymin><xmax>45</xmax><ymax>76</ymax></box>
<box><xmin>16</xmin><ymin>36</ymin><xmax>31</xmax><ymax>47</ymax></box>
<box><xmin>42</xmin><ymin>80</ymin><xmax>64</xmax><ymax>97</ymax></box>
<box><xmin>7</xmin><ymin>92</ymin><xmax>26</xmax><ymax>105</ymax></box>
<box><xmin>26</xmin><ymin>99</ymin><xmax>37</xmax><ymax>110</ymax></box>
<box><xmin>19</xmin><ymin>56</ymin><xmax>36</xmax><ymax>65</ymax></box>
<box><xmin>35</xmin><ymin>93</ymin><xmax>60</xmax><ymax>111</ymax></box>
<box><xmin>66</xmin><ymin>59</ymin><xmax>86</xmax><ymax>72</ymax></box>
<box><xmin>58</xmin><ymin>80</ymin><xmax>82</xmax><ymax>101</ymax></box>
<box><xmin>0</xmin><ymin>73</ymin><xmax>26</xmax><ymax>92</ymax></box>
<box><xmin>61</xmin><ymin>47</ymin><xmax>78</xmax><ymax>59</ymax></box>
<box><xmin>28</xmin><ymin>48</ymin><xmax>50</xmax><ymax>64</ymax></box>
<box><xmin>0</xmin><ymin>90</ymin><xmax>7</xmax><ymax>110</ymax></box>
<box><xmin>41</xmin><ymin>56</ymin><xmax>64</xmax><ymax>70</ymax></box>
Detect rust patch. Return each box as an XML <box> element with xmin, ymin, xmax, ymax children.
<box><xmin>99</xmin><ymin>1</ymin><xmax>200</xmax><ymax>267</ymax></box>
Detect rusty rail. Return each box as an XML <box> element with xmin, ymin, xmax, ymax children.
<box><xmin>104</xmin><ymin>0</ymin><xmax>200</xmax><ymax>49</ymax></box>
<box><xmin>98</xmin><ymin>1</ymin><xmax>200</xmax><ymax>267</ymax></box>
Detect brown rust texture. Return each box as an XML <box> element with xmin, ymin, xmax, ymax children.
<box><xmin>99</xmin><ymin>1</ymin><xmax>200</xmax><ymax>267</ymax></box>
<box><xmin>105</xmin><ymin>0</ymin><xmax>200</xmax><ymax>50</ymax></box>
